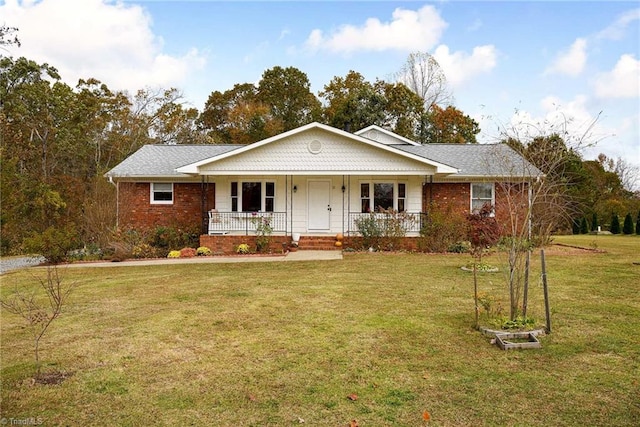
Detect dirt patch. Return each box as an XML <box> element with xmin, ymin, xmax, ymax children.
<box><xmin>33</xmin><ymin>370</ymin><xmax>74</xmax><ymax>386</ymax></box>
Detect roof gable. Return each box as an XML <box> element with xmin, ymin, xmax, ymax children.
<box><xmin>177</xmin><ymin>122</ymin><xmax>457</xmax><ymax>175</ymax></box>
<box><xmin>355</xmin><ymin>125</ymin><xmax>420</xmax><ymax>146</ymax></box>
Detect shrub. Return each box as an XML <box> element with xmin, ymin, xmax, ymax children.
<box><xmin>179</xmin><ymin>247</ymin><xmax>197</xmax><ymax>258</ymax></box>
<box><xmin>354</xmin><ymin>213</ymin><xmax>383</xmax><ymax>250</ymax></box>
<box><xmin>251</xmin><ymin>215</ymin><xmax>273</xmax><ymax>253</ymax></box>
<box><xmin>622</xmin><ymin>213</ymin><xmax>634</xmax><ymax>235</ymax></box>
<box><xmin>22</xmin><ymin>225</ymin><xmax>80</xmax><ymax>264</ymax></box>
<box><xmin>448</xmin><ymin>241</ymin><xmax>471</xmax><ymax>253</ymax></box>
<box><xmin>131</xmin><ymin>243</ymin><xmax>157</xmax><ymax>259</ymax></box>
<box><xmin>610</xmin><ymin>213</ymin><xmax>621</xmax><ymax>234</ymax></box>
<box><xmin>150</xmin><ymin>225</ymin><xmax>199</xmax><ymax>252</ymax></box>
<box><xmin>167</xmin><ymin>250</ymin><xmax>181</xmax><ymax>258</ymax></box>
<box><xmin>196</xmin><ymin>246</ymin><xmax>212</xmax><ymax>256</ymax></box>
<box><xmin>418</xmin><ymin>203</ymin><xmax>466</xmax><ymax>253</ymax></box>
<box><xmin>236</xmin><ymin>243</ymin><xmax>250</xmax><ymax>254</ymax></box>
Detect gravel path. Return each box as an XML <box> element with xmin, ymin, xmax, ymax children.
<box><xmin>0</xmin><ymin>256</ymin><xmax>46</xmax><ymax>274</ymax></box>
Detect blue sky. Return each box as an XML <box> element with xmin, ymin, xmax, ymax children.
<box><xmin>2</xmin><ymin>0</ymin><xmax>639</xmax><ymax>181</ymax></box>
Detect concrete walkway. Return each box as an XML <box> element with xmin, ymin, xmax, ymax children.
<box><xmin>48</xmin><ymin>250</ymin><xmax>343</xmax><ymax>269</ymax></box>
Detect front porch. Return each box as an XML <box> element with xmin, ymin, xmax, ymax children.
<box><xmin>200</xmin><ymin>210</ymin><xmax>427</xmax><ymax>254</ymax></box>
<box><xmin>203</xmin><ymin>210</ymin><xmax>426</xmax><ymax>236</ymax></box>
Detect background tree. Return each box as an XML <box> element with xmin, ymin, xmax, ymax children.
<box><xmin>591</xmin><ymin>212</ymin><xmax>599</xmax><ymax>232</ymax></box>
<box><xmin>418</xmin><ymin>105</ymin><xmax>480</xmax><ymax>144</ymax></box>
<box><xmin>636</xmin><ymin>210</ymin><xmax>640</xmax><ymax>235</ymax></box>
<box><xmin>610</xmin><ymin>213</ymin><xmax>621</xmax><ymax>234</ymax></box>
<box><xmin>393</xmin><ymin>51</ymin><xmax>452</xmax><ymax>112</ymax></box>
<box><xmin>199</xmin><ymin>83</ymin><xmax>281</xmax><ymax>144</ymax></box>
<box><xmin>580</xmin><ymin>217</ymin><xmax>589</xmax><ymax>234</ymax></box>
<box><xmin>0</xmin><ymin>25</ymin><xmax>20</xmax><ymax>51</ymax></box>
<box><xmin>319</xmin><ymin>70</ymin><xmax>387</xmax><ymax>132</ymax></box>
<box><xmin>257</xmin><ymin>66</ymin><xmax>321</xmax><ymax>131</ymax></box>
<box><xmin>622</xmin><ymin>213</ymin><xmax>634</xmax><ymax>235</ymax></box>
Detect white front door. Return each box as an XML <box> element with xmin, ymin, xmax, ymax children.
<box><xmin>307</xmin><ymin>180</ymin><xmax>331</xmax><ymax>231</ymax></box>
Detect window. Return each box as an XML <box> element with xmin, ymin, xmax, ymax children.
<box><xmin>360</xmin><ymin>181</ymin><xmax>406</xmax><ymax>212</ymax></box>
<box><xmin>471</xmin><ymin>183</ymin><xmax>494</xmax><ymax>213</ymax></box>
<box><xmin>151</xmin><ymin>183</ymin><xmax>173</xmax><ymax>204</ymax></box>
<box><xmin>231</xmin><ymin>181</ymin><xmax>275</xmax><ymax>212</ymax></box>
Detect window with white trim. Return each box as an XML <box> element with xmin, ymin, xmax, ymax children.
<box><xmin>471</xmin><ymin>183</ymin><xmax>494</xmax><ymax>213</ymax></box>
<box><xmin>151</xmin><ymin>183</ymin><xmax>173</xmax><ymax>204</ymax></box>
<box><xmin>360</xmin><ymin>182</ymin><xmax>407</xmax><ymax>212</ymax></box>
<box><xmin>231</xmin><ymin>181</ymin><xmax>275</xmax><ymax>212</ymax></box>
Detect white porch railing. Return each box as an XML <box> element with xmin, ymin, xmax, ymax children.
<box><xmin>347</xmin><ymin>211</ymin><xmax>426</xmax><ymax>235</ymax></box>
<box><xmin>207</xmin><ymin>211</ymin><xmax>287</xmax><ymax>235</ymax></box>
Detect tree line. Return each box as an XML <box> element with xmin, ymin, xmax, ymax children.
<box><xmin>1</xmin><ymin>27</ymin><xmax>638</xmax><ymax>256</ymax></box>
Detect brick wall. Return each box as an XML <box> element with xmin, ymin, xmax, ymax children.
<box><xmin>118</xmin><ymin>182</ymin><xmax>215</xmax><ymax>232</ymax></box>
<box><xmin>425</xmin><ymin>182</ymin><xmax>471</xmax><ymax>217</ymax></box>
<box><xmin>199</xmin><ymin>235</ymin><xmax>290</xmax><ymax>255</ymax></box>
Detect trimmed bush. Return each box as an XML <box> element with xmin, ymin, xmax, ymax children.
<box><xmin>196</xmin><ymin>246</ymin><xmax>212</xmax><ymax>256</ymax></box>
<box><xmin>610</xmin><ymin>213</ymin><xmax>621</xmax><ymax>234</ymax></box>
<box><xmin>179</xmin><ymin>247</ymin><xmax>197</xmax><ymax>258</ymax></box>
<box><xmin>236</xmin><ymin>244</ymin><xmax>250</xmax><ymax>254</ymax></box>
<box><xmin>622</xmin><ymin>213</ymin><xmax>634</xmax><ymax>235</ymax></box>
<box><xmin>167</xmin><ymin>250</ymin><xmax>181</xmax><ymax>258</ymax></box>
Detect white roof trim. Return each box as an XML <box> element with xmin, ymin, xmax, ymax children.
<box><xmin>355</xmin><ymin>125</ymin><xmax>421</xmax><ymax>146</ymax></box>
<box><xmin>176</xmin><ymin>122</ymin><xmax>457</xmax><ymax>175</ymax></box>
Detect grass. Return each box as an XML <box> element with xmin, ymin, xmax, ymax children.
<box><xmin>1</xmin><ymin>235</ymin><xmax>639</xmax><ymax>426</ymax></box>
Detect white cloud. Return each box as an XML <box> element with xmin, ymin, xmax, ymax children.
<box><xmin>304</xmin><ymin>5</ymin><xmax>447</xmax><ymax>54</ymax></box>
<box><xmin>432</xmin><ymin>44</ymin><xmax>497</xmax><ymax>87</ymax></box>
<box><xmin>596</xmin><ymin>8</ymin><xmax>640</xmax><ymax>40</ymax></box>
<box><xmin>0</xmin><ymin>0</ymin><xmax>206</xmax><ymax>93</ymax></box>
<box><xmin>593</xmin><ymin>54</ymin><xmax>640</xmax><ymax>99</ymax></box>
<box><xmin>544</xmin><ymin>38</ymin><xmax>587</xmax><ymax>77</ymax></box>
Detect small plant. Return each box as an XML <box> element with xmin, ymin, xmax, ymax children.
<box><xmin>251</xmin><ymin>215</ymin><xmax>273</xmax><ymax>253</ymax></box>
<box><xmin>167</xmin><ymin>250</ymin><xmax>181</xmax><ymax>258</ymax></box>
<box><xmin>448</xmin><ymin>241</ymin><xmax>471</xmax><ymax>253</ymax></box>
<box><xmin>0</xmin><ymin>266</ymin><xmax>76</xmax><ymax>379</ymax></box>
<box><xmin>236</xmin><ymin>243</ymin><xmax>250</xmax><ymax>254</ymax></box>
<box><xmin>131</xmin><ymin>243</ymin><xmax>157</xmax><ymax>259</ymax></box>
<box><xmin>179</xmin><ymin>247</ymin><xmax>197</xmax><ymax>258</ymax></box>
<box><xmin>196</xmin><ymin>246</ymin><xmax>212</xmax><ymax>256</ymax></box>
<box><xmin>500</xmin><ymin>315</ymin><xmax>536</xmax><ymax>330</ymax></box>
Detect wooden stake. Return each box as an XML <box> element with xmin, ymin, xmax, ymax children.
<box><xmin>541</xmin><ymin>249</ymin><xmax>551</xmax><ymax>333</ymax></box>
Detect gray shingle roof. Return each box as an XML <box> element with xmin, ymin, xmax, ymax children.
<box><xmin>106</xmin><ymin>141</ymin><xmax>542</xmax><ymax>180</ymax></box>
<box><xmin>105</xmin><ymin>144</ymin><xmax>242</xmax><ymax>178</ymax></box>
<box><xmin>394</xmin><ymin>143</ymin><xmax>542</xmax><ymax>178</ymax></box>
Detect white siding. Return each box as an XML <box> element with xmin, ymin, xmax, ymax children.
<box><xmin>199</xmin><ymin>129</ymin><xmax>437</xmax><ymax>175</ymax></box>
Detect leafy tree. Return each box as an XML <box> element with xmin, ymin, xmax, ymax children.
<box><xmin>622</xmin><ymin>213</ymin><xmax>634</xmax><ymax>235</ymax></box>
<box><xmin>636</xmin><ymin>210</ymin><xmax>640</xmax><ymax>235</ymax></box>
<box><xmin>418</xmin><ymin>105</ymin><xmax>480</xmax><ymax>144</ymax></box>
<box><xmin>257</xmin><ymin>66</ymin><xmax>321</xmax><ymax>131</ymax></box>
<box><xmin>376</xmin><ymin>80</ymin><xmax>425</xmax><ymax>139</ymax></box>
<box><xmin>610</xmin><ymin>213</ymin><xmax>621</xmax><ymax>234</ymax></box>
<box><xmin>199</xmin><ymin>83</ymin><xmax>281</xmax><ymax>144</ymax></box>
<box><xmin>319</xmin><ymin>70</ymin><xmax>387</xmax><ymax>132</ymax></box>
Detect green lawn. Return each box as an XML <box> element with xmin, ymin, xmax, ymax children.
<box><xmin>1</xmin><ymin>235</ymin><xmax>639</xmax><ymax>426</ymax></box>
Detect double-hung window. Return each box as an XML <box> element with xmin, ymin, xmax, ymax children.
<box><xmin>471</xmin><ymin>183</ymin><xmax>494</xmax><ymax>214</ymax></box>
<box><xmin>151</xmin><ymin>183</ymin><xmax>173</xmax><ymax>204</ymax></box>
<box><xmin>231</xmin><ymin>181</ymin><xmax>275</xmax><ymax>212</ymax></box>
<box><xmin>360</xmin><ymin>182</ymin><xmax>406</xmax><ymax>212</ymax></box>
